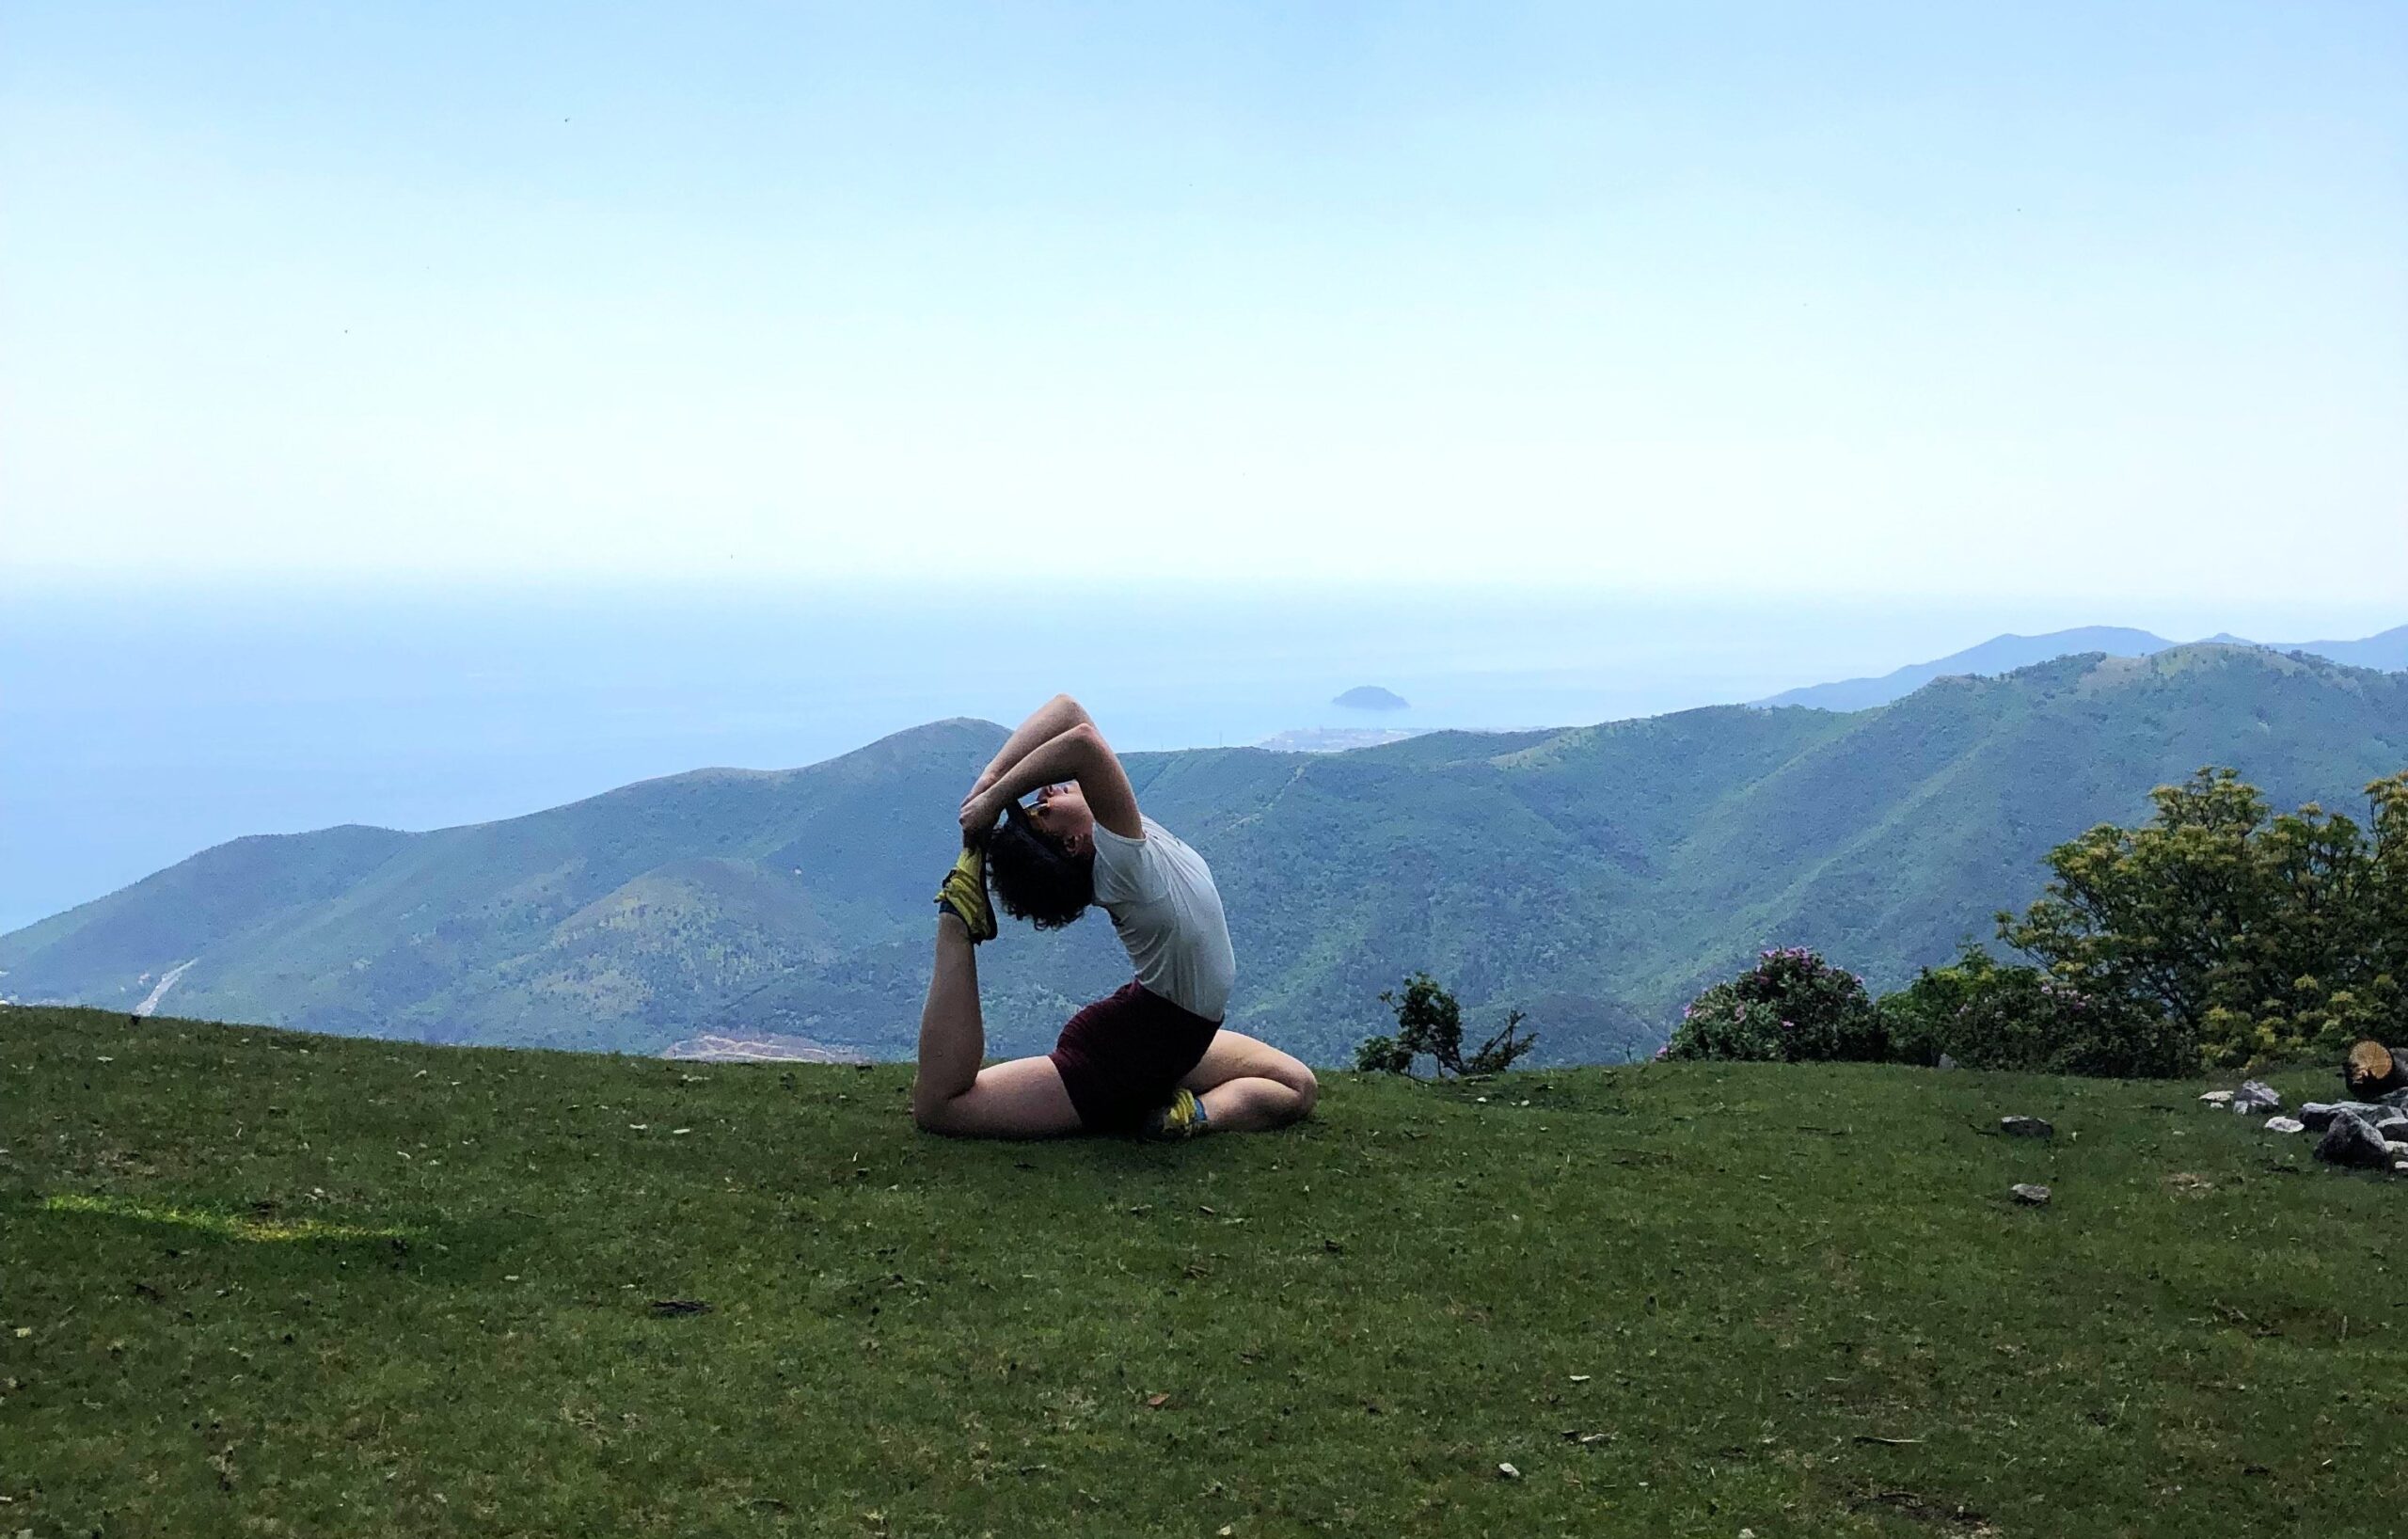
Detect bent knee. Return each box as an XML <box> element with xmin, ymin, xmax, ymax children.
<box><xmin>912</xmin><ymin>1095</ymin><xmax>966</xmax><ymax>1136</ymax></box>
<box><xmin>1282</xmin><ymin>1065</ymin><xmax>1321</xmax><ymax>1121</ymax></box>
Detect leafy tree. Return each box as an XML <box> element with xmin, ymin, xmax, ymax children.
<box><xmin>1663</xmin><ymin>947</ymin><xmax>1886</xmax><ymax>1063</ymax></box>
<box><xmin>2368</xmin><ymin>771</ymin><xmax>2408</xmax><ymax>990</ymax></box>
<box><xmin>2000</xmin><ymin>767</ymin><xmax>2406</xmax><ymax>1068</ymax></box>
<box><xmin>1878</xmin><ymin>944</ymin><xmax>2190</xmax><ymax>1077</ymax></box>
<box><xmin>1356</xmin><ymin>972</ymin><xmax>1537</xmax><ymax>1077</ymax></box>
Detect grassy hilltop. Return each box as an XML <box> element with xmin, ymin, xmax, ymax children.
<box><xmin>8</xmin><ymin>644</ymin><xmax>2408</xmax><ymax>1067</ymax></box>
<box><xmin>8</xmin><ymin>1005</ymin><xmax>2404</xmax><ymax>1537</ymax></box>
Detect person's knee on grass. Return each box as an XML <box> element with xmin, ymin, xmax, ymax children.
<box><xmin>1285</xmin><ymin>1064</ymin><xmax>1321</xmax><ymax>1122</ymax></box>
<box><xmin>1220</xmin><ymin>1071</ymin><xmax>1316</xmax><ymax>1131</ymax></box>
<box><xmin>911</xmin><ymin>1090</ymin><xmax>967</xmax><ymax>1136</ymax></box>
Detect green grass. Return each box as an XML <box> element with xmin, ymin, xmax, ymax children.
<box><xmin>6</xmin><ymin>1005</ymin><xmax>2403</xmax><ymax>1537</ymax></box>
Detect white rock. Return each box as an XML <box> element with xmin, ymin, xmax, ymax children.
<box><xmin>1497</xmin><ymin>1462</ymin><xmax>1521</xmax><ymax>1480</ymax></box>
<box><xmin>2199</xmin><ymin>1090</ymin><xmax>2234</xmax><ymax>1103</ymax></box>
<box><xmin>2264</xmin><ymin>1117</ymin><xmax>2305</xmax><ymax>1134</ymax></box>
<box><xmin>2010</xmin><ymin>1182</ymin><xmax>2052</xmax><ymax>1205</ymax></box>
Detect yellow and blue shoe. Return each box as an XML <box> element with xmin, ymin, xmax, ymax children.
<box><xmin>1141</xmin><ymin>1088</ymin><xmax>1209</xmax><ymax>1141</ymax></box>
<box><xmin>933</xmin><ymin>844</ymin><xmax>997</xmax><ymax>944</ymax></box>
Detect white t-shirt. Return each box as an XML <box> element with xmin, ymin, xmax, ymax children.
<box><xmin>1089</xmin><ymin>815</ymin><xmax>1236</xmax><ymax>1022</ymax></box>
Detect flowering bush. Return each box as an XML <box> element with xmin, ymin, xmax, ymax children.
<box><xmin>1662</xmin><ymin>947</ymin><xmax>1886</xmax><ymax>1063</ymax></box>
<box><xmin>1879</xmin><ymin>944</ymin><xmax>2192</xmax><ymax>1077</ymax></box>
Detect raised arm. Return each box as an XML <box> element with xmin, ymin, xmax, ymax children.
<box><xmin>971</xmin><ymin>693</ymin><xmax>1094</xmax><ymax>797</ymax></box>
<box><xmin>961</xmin><ymin>721</ymin><xmax>1141</xmax><ymax>840</ymax></box>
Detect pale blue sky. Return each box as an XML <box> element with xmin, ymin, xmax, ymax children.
<box><xmin>5</xmin><ymin>2</ymin><xmax>2404</xmax><ymax>603</ymax></box>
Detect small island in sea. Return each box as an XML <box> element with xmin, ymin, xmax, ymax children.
<box><xmin>1332</xmin><ymin>685</ymin><xmax>1410</xmax><ymax>711</ymax></box>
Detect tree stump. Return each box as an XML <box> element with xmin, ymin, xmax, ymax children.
<box><xmin>2344</xmin><ymin>1040</ymin><xmax>2408</xmax><ymax>1101</ymax></box>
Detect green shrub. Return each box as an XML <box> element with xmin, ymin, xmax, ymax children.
<box><xmin>1878</xmin><ymin>944</ymin><xmax>2193</xmax><ymax>1077</ymax></box>
<box><xmin>1356</xmin><ymin>972</ymin><xmax>1537</xmax><ymax>1078</ymax></box>
<box><xmin>1663</xmin><ymin>947</ymin><xmax>1886</xmax><ymax>1063</ymax></box>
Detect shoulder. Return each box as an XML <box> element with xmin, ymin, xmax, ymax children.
<box><xmin>1091</xmin><ymin>817</ymin><xmax>1169</xmax><ymax>902</ymax></box>
<box><xmin>1094</xmin><ymin>818</ymin><xmax>1149</xmax><ymax>856</ymax></box>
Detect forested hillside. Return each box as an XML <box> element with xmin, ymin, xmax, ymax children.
<box><xmin>8</xmin><ymin>644</ymin><xmax>2405</xmax><ymax>1063</ymax></box>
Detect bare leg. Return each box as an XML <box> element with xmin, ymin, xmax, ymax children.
<box><xmin>911</xmin><ymin>914</ymin><xmax>1084</xmax><ymax>1138</ymax></box>
<box><xmin>1180</xmin><ymin>1029</ymin><xmax>1319</xmax><ymax>1134</ymax></box>
<box><xmin>912</xmin><ymin>913</ymin><xmax>987</xmax><ymax>1110</ymax></box>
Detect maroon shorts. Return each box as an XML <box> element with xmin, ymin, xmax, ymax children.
<box><xmin>1049</xmin><ymin>980</ymin><xmax>1222</xmax><ymax>1134</ymax></box>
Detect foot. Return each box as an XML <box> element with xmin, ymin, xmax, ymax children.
<box><xmin>1140</xmin><ymin>1087</ymin><xmax>1209</xmax><ymax>1141</ymax></box>
<box><xmin>934</xmin><ymin>845</ymin><xmax>998</xmax><ymax>943</ymax></box>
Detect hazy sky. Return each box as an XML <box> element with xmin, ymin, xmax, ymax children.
<box><xmin>6</xmin><ymin>2</ymin><xmax>2404</xmax><ymax>602</ymax></box>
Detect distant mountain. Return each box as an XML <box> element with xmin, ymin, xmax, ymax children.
<box><xmin>8</xmin><ymin>645</ymin><xmax>2406</xmax><ymax>1066</ymax></box>
<box><xmin>1756</xmin><ymin>627</ymin><xmax>2177</xmax><ymax>709</ymax></box>
<box><xmin>1759</xmin><ymin>624</ymin><xmax>2406</xmax><ymax>710</ymax></box>
<box><xmin>2272</xmin><ymin>624</ymin><xmax>2408</xmax><ymax>673</ymax></box>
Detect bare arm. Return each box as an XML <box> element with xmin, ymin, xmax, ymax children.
<box><xmin>965</xmin><ymin>722</ymin><xmax>1142</xmax><ymax>840</ymax></box>
<box><xmin>971</xmin><ymin>693</ymin><xmax>1094</xmax><ymax>796</ymax></box>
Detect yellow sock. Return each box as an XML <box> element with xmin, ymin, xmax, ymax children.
<box><xmin>933</xmin><ymin>846</ymin><xmax>996</xmax><ymax>943</ymax></box>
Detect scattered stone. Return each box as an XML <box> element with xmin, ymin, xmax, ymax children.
<box><xmin>2197</xmin><ymin>1089</ymin><xmax>2234</xmax><ymax>1105</ymax></box>
<box><xmin>2000</xmin><ymin>1116</ymin><xmax>2053</xmax><ymax>1139</ymax></box>
<box><xmin>2232</xmin><ymin>1080</ymin><xmax>2283</xmax><ymax>1114</ymax></box>
<box><xmin>2382</xmin><ymin>1087</ymin><xmax>2408</xmax><ymax>1110</ymax></box>
<box><xmin>2314</xmin><ymin>1109</ymin><xmax>2391</xmax><ymax>1170</ymax></box>
<box><xmin>1497</xmin><ymin>1462</ymin><xmax>1521</xmax><ymax>1480</ymax></box>
<box><xmin>1936</xmin><ymin>1053</ymin><xmax>1958</xmax><ymax>1071</ymax></box>
<box><xmin>2264</xmin><ymin>1116</ymin><xmax>2305</xmax><ymax>1134</ymax></box>
<box><xmin>2300</xmin><ymin>1102</ymin><xmax>2388</xmax><ymax>1133</ymax></box>
<box><xmin>2388</xmin><ymin>1142</ymin><xmax>2408</xmax><ymax>1159</ymax></box>
<box><xmin>2010</xmin><ymin>1183</ymin><xmax>2052</xmax><ymax>1205</ymax></box>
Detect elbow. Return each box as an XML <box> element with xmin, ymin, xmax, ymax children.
<box><xmin>1054</xmin><ymin>720</ymin><xmax>1105</xmax><ymax>760</ymax></box>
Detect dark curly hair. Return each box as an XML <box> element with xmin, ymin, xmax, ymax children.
<box><xmin>984</xmin><ymin>800</ymin><xmax>1094</xmax><ymax>929</ymax></box>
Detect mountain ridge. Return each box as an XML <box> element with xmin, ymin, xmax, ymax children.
<box><xmin>1755</xmin><ymin>622</ymin><xmax>2406</xmax><ymax>710</ymax></box>
<box><xmin>8</xmin><ymin>645</ymin><xmax>2406</xmax><ymax>1065</ymax></box>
